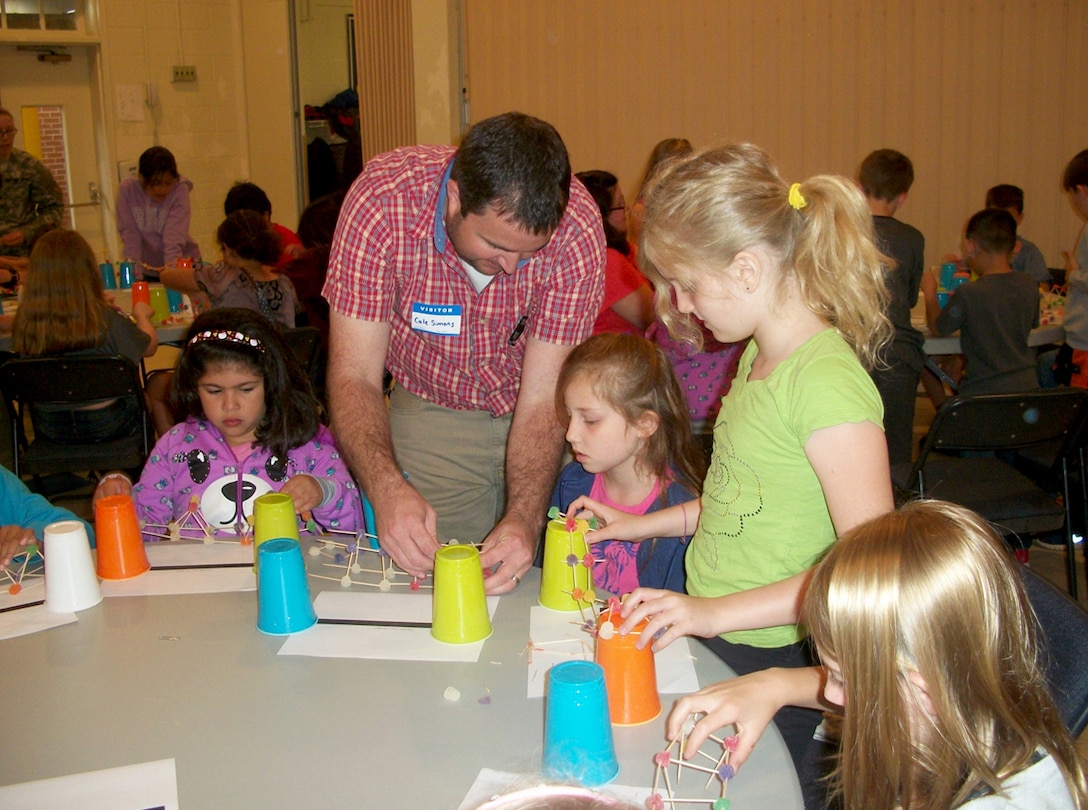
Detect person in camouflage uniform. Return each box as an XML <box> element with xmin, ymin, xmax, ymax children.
<box><xmin>0</xmin><ymin>107</ymin><xmax>63</xmax><ymax>264</ymax></box>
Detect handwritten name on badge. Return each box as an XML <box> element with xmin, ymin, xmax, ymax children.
<box><xmin>411</xmin><ymin>303</ymin><xmax>463</xmax><ymax>336</ymax></box>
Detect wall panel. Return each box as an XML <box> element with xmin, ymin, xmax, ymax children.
<box><xmin>464</xmin><ymin>0</ymin><xmax>1088</xmax><ymax>269</ymax></box>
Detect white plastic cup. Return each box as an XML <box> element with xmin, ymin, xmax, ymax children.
<box><xmin>43</xmin><ymin>520</ymin><xmax>102</xmax><ymax>613</ymax></box>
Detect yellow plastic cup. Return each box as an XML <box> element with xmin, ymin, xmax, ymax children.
<box><xmin>539</xmin><ymin>517</ymin><xmax>596</xmax><ymax>611</ymax></box>
<box><xmin>148</xmin><ymin>284</ymin><xmax>170</xmax><ymax>324</ymax></box>
<box><xmin>252</xmin><ymin>492</ymin><xmax>299</xmax><ymax>571</ymax></box>
<box><xmin>431</xmin><ymin>545</ymin><xmax>492</xmax><ymax>644</ymax></box>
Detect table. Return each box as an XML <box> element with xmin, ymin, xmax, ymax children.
<box><xmin>0</xmin><ymin>564</ymin><xmax>804</xmax><ymax>809</ymax></box>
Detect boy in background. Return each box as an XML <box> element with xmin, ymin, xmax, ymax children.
<box><xmin>1058</xmin><ymin>150</ymin><xmax>1088</xmax><ymax>388</ymax></box>
<box><xmin>921</xmin><ymin>209</ymin><xmax>1038</xmax><ymax>396</ymax></box>
<box><xmin>858</xmin><ymin>149</ymin><xmax>925</xmax><ymax>465</ymax></box>
<box><xmin>224</xmin><ymin>181</ymin><xmax>303</xmax><ymax>270</ymax></box>
<box><xmin>985</xmin><ymin>183</ymin><xmax>1051</xmax><ymax>285</ymax></box>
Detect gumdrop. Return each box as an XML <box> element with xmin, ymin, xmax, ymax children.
<box><xmin>565</xmin><ymin>553</ymin><xmax>579</xmax><ymax>567</ymax></box>
<box><xmin>565</xmin><ymin>516</ymin><xmax>577</xmax><ymax>533</ymax></box>
<box><xmin>547</xmin><ymin>506</ymin><xmax>561</xmax><ymax>519</ymax></box>
<box><xmin>582</xmin><ymin>553</ymin><xmax>596</xmax><ymax>568</ymax></box>
<box><xmin>410</xmin><ymin>579</ymin><xmax>421</xmax><ymax>592</ymax></box>
<box><xmin>712</xmin><ymin>800</ymin><xmax>731</xmax><ymax>810</ymax></box>
<box><xmin>570</xmin><ymin>587</ymin><xmax>585</xmax><ymax>602</ymax></box>
<box><xmin>379</xmin><ymin>579</ymin><xmax>391</xmax><ymax>592</ymax></box>
<box><xmin>334</xmin><ymin>552</ymin><xmax>345</xmax><ymax>564</ymax></box>
<box><xmin>645</xmin><ymin>795</ymin><xmax>665</xmax><ymax>810</ymax></box>
<box><xmin>597</xmin><ymin>621</ymin><xmax>615</xmax><ymax>640</ymax></box>
<box><xmin>340</xmin><ymin>574</ymin><xmax>352</xmax><ymax>587</ymax></box>
<box><xmin>8</xmin><ymin>583</ymin><xmax>21</xmax><ymax>595</ymax></box>
<box><xmin>718</xmin><ymin>763</ymin><xmax>735</xmax><ymax>780</ymax></box>
<box><xmin>346</xmin><ymin>541</ymin><xmax>357</xmax><ymax>553</ymax></box>
<box><xmin>722</xmin><ymin>735</ymin><xmax>740</xmax><ymax>752</ymax></box>
<box><xmin>653</xmin><ymin>751</ymin><xmax>671</xmax><ymax>768</ymax></box>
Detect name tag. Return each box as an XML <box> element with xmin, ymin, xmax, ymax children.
<box><xmin>411</xmin><ymin>302</ymin><xmax>462</xmax><ymax>336</ymax></box>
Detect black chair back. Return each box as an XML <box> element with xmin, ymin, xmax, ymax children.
<box><xmin>0</xmin><ymin>354</ymin><xmax>152</xmax><ymax>481</ymax></box>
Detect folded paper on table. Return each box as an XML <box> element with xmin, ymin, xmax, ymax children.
<box><xmin>277</xmin><ymin>590</ymin><xmax>500</xmax><ymax>662</ymax></box>
<box><xmin>98</xmin><ymin>541</ymin><xmax>256</xmax><ymax>596</ymax></box>
<box><xmin>526</xmin><ymin>605</ymin><xmax>699</xmax><ymax>699</ymax></box>
<box><xmin>457</xmin><ymin>768</ymin><xmax>649</xmax><ymax>810</ymax></box>
<box><xmin>0</xmin><ymin>757</ymin><xmax>178</xmax><ymax>810</ymax></box>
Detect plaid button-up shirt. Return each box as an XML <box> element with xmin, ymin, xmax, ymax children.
<box><xmin>325</xmin><ymin>145</ymin><xmax>605</xmax><ymax>416</ymax></box>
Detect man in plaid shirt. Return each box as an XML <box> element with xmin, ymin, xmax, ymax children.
<box><xmin>325</xmin><ymin>113</ymin><xmax>605</xmax><ymax>594</ymax></box>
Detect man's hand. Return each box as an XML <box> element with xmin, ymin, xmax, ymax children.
<box><xmin>0</xmin><ymin>230</ymin><xmax>26</xmax><ymax>247</ymax></box>
<box><xmin>372</xmin><ymin>480</ymin><xmax>441</xmax><ymax>578</ymax></box>
<box><xmin>479</xmin><ymin>514</ymin><xmax>536</xmax><ymax>595</ymax></box>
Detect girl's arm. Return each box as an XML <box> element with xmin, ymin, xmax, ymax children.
<box><xmin>666</xmin><ymin>666</ymin><xmax>829</xmax><ymax>770</ymax></box>
<box><xmin>620</xmin><ymin>420</ymin><xmax>893</xmax><ymax>649</ymax></box>
<box><xmin>568</xmin><ymin>496</ymin><xmax>697</xmax><ymax>542</ymax></box>
<box><xmin>131</xmin><ymin>301</ymin><xmax>159</xmax><ymax>357</ymax></box>
<box><xmin>158</xmin><ymin>263</ymin><xmax>201</xmax><ymax>294</ymax></box>
<box><xmin>609</xmin><ymin>286</ymin><xmax>655</xmax><ymax>333</ymax></box>
<box><xmin>294</xmin><ymin>426</ymin><xmax>366</xmax><ymax>533</ymax></box>
<box><xmin>115</xmin><ymin>181</ymin><xmax>143</xmax><ymax>262</ymax></box>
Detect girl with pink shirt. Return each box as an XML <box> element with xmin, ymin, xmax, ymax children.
<box><xmin>549</xmin><ymin>333</ymin><xmax>704</xmax><ymax>594</ymax></box>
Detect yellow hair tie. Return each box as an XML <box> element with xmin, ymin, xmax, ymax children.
<box><xmin>788</xmin><ymin>182</ymin><xmax>807</xmax><ymax>210</ymax></box>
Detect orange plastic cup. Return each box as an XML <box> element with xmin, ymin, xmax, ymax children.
<box><xmin>594</xmin><ymin>606</ymin><xmax>661</xmax><ymax>725</ymax></box>
<box><xmin>131</xmin><ymin>281</ymin><xmax>151</xmax><ymax>307</ymax></box>
<box><xmin>94</xmin><ymin>494</ymin><xmax>150</xmax><ymax>579</ymax></box>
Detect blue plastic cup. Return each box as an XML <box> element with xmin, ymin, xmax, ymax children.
<box><xmin>99</xmin><ymin>262</ymin><xmax>117</xmax><ymax>290</ymax></box>
<box><xmin>939</xmin><ymin>262</ymin><xmax>957</xmax><ymax>290</ymax></box>
<box><xmin>166</xmin><ymin>288</ymin><xmax>183</xmax><ymax>313</ymax></box>
<box><xmin>542</xmin><ymin>661</ymin><xmax>619</xmax><ymax>787</ymax></box>
<box><xmin>937</xmin><ymin>291</ymin><xmax>950</xmax><ymax>309</ymax></box>
<box><xmin>118</xmin><ymin>261</ymin><xmax>136</xmax><ymax>289</ymax></box>
<box><xmin>256</xmin><ymin>538</ymin><xmax>316</xmax><ymax>635</ymax></box>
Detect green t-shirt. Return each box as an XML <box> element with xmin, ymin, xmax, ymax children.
<box><xmin>686</xmin><ymin>329</ymin><xmax>883</xmax><ymax>648</ymax></box>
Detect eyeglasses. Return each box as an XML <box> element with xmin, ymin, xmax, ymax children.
<box><xmin>0</xmin><ymin>129</ymin><xmax>17</xmax><ymax>139</ymax></box>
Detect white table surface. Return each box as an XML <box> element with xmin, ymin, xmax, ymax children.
<box><xmin>0</xmin><ymin>558</ymin><xmax>804</xmax><ymax>809</ymax></box>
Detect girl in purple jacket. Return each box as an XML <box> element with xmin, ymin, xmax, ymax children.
<box><xmin>95</xmin><ymin>308</ymin><xmax>362</xmax><ymax>539</ymax></box>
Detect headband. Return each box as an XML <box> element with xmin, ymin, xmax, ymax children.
<box><xmin>788</xmin><ymin>182</ymin><xmax>807</xmax><ymax>210</ymax></box>
<box><xmin>188</xmin><ymin>329</ymin><xmax>264</xmax><ymax>352</ymax></box>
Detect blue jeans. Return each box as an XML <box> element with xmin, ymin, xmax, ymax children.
<box><xmin>31</xmin><ymin>396</ymin><xmax>142</xmax><ymax>443</ymax></box>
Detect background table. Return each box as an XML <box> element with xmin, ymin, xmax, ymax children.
<box><xmin>0</xmin><ymin>562</ymin><xmax>804</xmax><ymax>809</ymax></box>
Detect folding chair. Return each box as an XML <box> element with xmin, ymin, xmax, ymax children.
<box><xmin>891</xmin><ymin>388</ymin><xmax>1088</xmax><ymax>596</ymax></box>
<box><xmin>0</xmin><ymin>355</ymin><xmax>152</xmax><ymax>493</ymax></box>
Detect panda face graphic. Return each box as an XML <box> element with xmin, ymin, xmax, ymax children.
<box><xmin>199</xmin><ymin>473</ymin><xmax>273</xmax><ymax>529</ymax></box>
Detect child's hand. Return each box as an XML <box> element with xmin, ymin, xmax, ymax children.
<box><xmin>566</xmin><ymin>495</ymin><xmax>642</xmax><ymax>543</ymax></box>
<box><xmin>132</xmin><ymin>301</ymin><xmax>154</xmax><ymax>320</ymax></box>
<box><xmin>618</xmin><ymin>587</ymin><xmax>723</xmax><ymax>651</ymax></box>
<box><xmin>280</xmin><ymin>474</ymin><xmax>323</xmax><ymax>514</ymax></box>
<box><xmin>0</xmin><ymin>525</ymin><xmax>37</xmax><ymax>571</ymax></box>
<box><xmin>93</xmin><ymin>473</ymin><xmax>133</xmax><ymax>507</ymax></box>
<box><xmin>665</xmin><ymin>668</ymin><xmax>819</xmax><ymax>770</ymax></box>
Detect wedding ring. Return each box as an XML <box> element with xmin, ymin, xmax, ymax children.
<box><xmin>510</xmin><ymin>573</ymin><xmax>521</xmax><ymax>585</ymax></box>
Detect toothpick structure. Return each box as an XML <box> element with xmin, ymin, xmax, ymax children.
<box><xmin>645</xmin><ymin>715</ymin><xmax>739</xmax><ymax>810</ymax></box>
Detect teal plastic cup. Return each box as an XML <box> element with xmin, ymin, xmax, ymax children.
<box><xmin>542</xmin><ymin>660</ymin><xmax>619</xmax><ymax>787</ymax></box>
<box><xmin>118</xmin><ymin>261</ymin><xmax>136</xmax><ymax>289</ymax></box>
<box><xmin>99</xmin><ymin>262</ymin><xmax>117</xmax><ymax>290</ymax></box>
<box><xmin>256</xmin><ymin>538</ymin><xmax>316</xmax><ymax>635</ymax></box>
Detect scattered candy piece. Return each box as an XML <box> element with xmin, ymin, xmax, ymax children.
<box><xmin>722</xmin><ymin>735</ymin><xmax>740</xmax><ymax>752</ymax></box>
<box><xmin>718</xmin><ymin>763</ymin><xmax>735</xmax><ymax>780</ymax></box>
<box><xmin>654</xmin><ymin>751</ymin><xmax>671</xmax><ymax>767</ymax></box>
<box><xmin>8</xmin><ymin>583</ymin><xmax>21</xmax><ymax>595</ymax></box>
<box><xmin>565</xmin><ymin>553</ymin><xmax>578</xmax><ymax>567</ymax></box>
<box><xmin>712</xmin><ymin>799</ymin><xmax>731</xmax><ymax>810</ymax></box>
<box><xmin>340</xmin><ymin>575</ymin><xmax>352</xmax><ymax>588</ymax></box>
<box><xmin>478</xmin><ymin>695</ymin><xmax>491</xmax><ymax>705</ymax></box>
<box><xmin>597</xmin><ymin>621</ymin><xmax>615</xmax><ymax>640</ymax></box>
<box><xmin>443</xmin><ymin>686</ymin><xmax>461</xmax><ymax>702</ymax></box>
<box><xmin>645</xmin><ymin>795</ymin><xmax>665</xmax><ymax>810</ymax></box>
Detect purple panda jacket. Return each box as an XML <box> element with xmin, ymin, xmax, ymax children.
<box><xmin>133</xmin><ymin>417</ymin><xmax>363</xmax><ymax>540</ymax></box>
